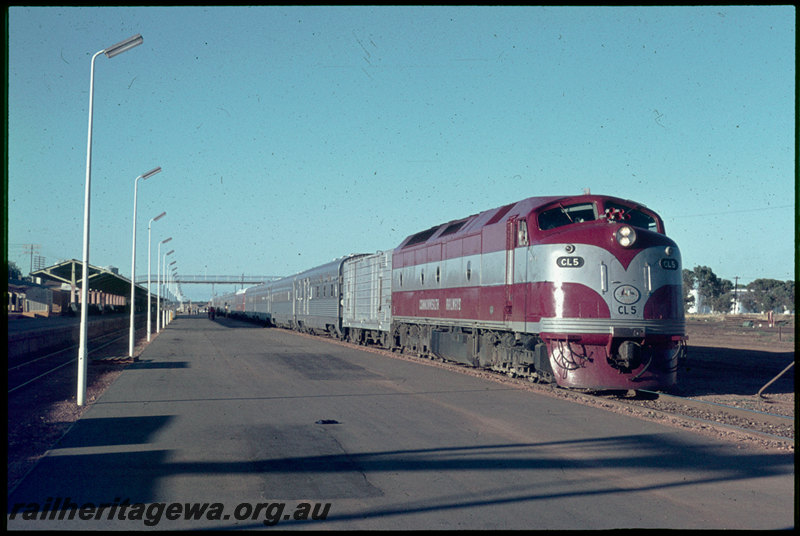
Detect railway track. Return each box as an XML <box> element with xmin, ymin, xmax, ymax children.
<box><xmin>7</xmin><ymin>329</ymin><xmax>136</xmax><ymax>395</ymax></box>
<box><xmin>590</xmin><ymin>389</ymin><xmax>794</xmax><ymax>443</ymax></box>
<box><xmin>466</xmin><ymin>369</ymin><xmax>794</xmax><ymax>448</ymax></box>
<box><xmin>480</xmin><ymin>375</ymin><xmax>795</xmax><ymax>451</ymax></box>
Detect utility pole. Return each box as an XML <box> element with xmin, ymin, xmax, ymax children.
<box><xmin>733</xmin><ymin>276</ymin><xmax>739</xmax><ymax>314</ymax></box>
<box><xmin>21</xmin><ymin>244</ymin><xmax>41</xmax><ymax>275</ymax></box>
<box><xmin>33</xmin><ymin>255</ymin><xmax>46</xmax><ymax>272</ymax></box>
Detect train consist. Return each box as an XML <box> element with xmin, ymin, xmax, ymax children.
<box><xmin>212</xmin><ymin>194</ymin><xmax>686</xmax><ymax>390</ymax></box>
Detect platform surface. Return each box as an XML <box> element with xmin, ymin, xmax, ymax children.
<box><xmin>7</xmin><ymin>316</ymin><xmax>795</xmax><ymax>530</ymax></box>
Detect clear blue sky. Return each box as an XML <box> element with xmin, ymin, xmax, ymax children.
<box><xmin>6</xmin><ymin>6</ymin><xmax>796</xmax><ymax>302</ymax></box>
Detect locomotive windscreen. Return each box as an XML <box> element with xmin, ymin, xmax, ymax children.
<box><xmin>603</xmin><ymin>201</ymin><xmax>658</xmax><ymax>231</ymax></box>
<box><xmin>538</xmin><ymin>202</ymin><xmax>597</xmax><ymax>230</ymax></box>
<box><xmin>538</xmin><ymin>200</ymin><xmax>660</xmax><ymax>233</ymax></box>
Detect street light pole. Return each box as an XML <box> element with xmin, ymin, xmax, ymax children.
<box><xmin>167</xmin><ymin>261</ymin><xmax>177</xmax><ymax>326</ymax></box>
<box><xmin>78</xmin><ymin>34</ymin><xmax>144</xmax><ymax>407</ymax></box>
<box><xmin>129</xmin><ymin>167</ymin><xmax>162</xmax><ymax>357</ymax></box>
<box><xmin>147</xmin><ymin>212</ymin><xmax>166</xmax><ymax>341</ymax></box>
<box><xmin>156</xmin><ymin>239</ymin><xmax>172</xmax><ymax>335</ymax></box>
<box><xmin>172</xmin><ymin>268</ymin><xmax>180</xmax><ymax>307</ymax></box>
<box><xmin>158</xmin><ymin>246</ymin><xmax>174</xmax><ymax>333</ymax></box>
<box><xmin>162</xmin><ymin>251</ymin><xmax>175</xmax><ymax>329</ymax></box>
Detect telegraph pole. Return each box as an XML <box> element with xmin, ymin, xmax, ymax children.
<box><xmin>21</xmin><ymin>244</ymin><xmax>41</xmax><ymax>275</ymax></box>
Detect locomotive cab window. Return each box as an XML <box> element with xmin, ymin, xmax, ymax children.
<box><xmin>538</xmin><ymin>203</ymin><xmax>597</xmax><ymax>230</ymax></box>
<box><xmin>604</xmin><ymin>202</ymin><xmax>659</xmax><ymax>232</ymax></box>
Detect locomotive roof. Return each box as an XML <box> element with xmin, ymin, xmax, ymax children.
<box><xmin>396</xmin><ymin>194</ymin><xmax>654</xmax><ymax>250</ymax></box>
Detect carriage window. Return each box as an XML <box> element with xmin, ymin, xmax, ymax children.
<box><xmin>538</xmin><ymin>203</ymin><xmax>597</xmax><ymax>230</ymax></box>
<box><xmin>604</xmin><ymin>202</ymin><xmax>658</xmax><ymax>231</ymax></box>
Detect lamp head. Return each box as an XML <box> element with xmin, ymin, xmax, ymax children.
<box><xmin>141</xmin><ymin>167</ymin><xmax>162</xmax><ymax>180</ymax></box>
<box><xmin>104</xmin><ymin>34</ymin><xmax>143</xmax><ymax>58</ymax></box>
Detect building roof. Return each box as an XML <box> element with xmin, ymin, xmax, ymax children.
<box><xmin>30</xmin><ymin>259</ymin><xmax>151</xmax><ymax>303</ymax></box>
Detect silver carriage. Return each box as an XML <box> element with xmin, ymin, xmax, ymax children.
<box><xmin>341</xmin><ymin>251</ymin><xmax>393</xmax><ymax>346</ymax></box>
<box><xmin>265</xmin><ymin>256</ymin><xmax>364</xmax><ymax>336</ymax></box>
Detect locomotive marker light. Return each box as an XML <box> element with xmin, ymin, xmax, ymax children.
<box><xmin>78</xmin><ymin>33</ymin><xmax>145</xmax><ymax>407</ymax></box>
<box><xmin>147</xmin><ymin>211</ymin><xmax>167</xmax><ymax>341</ymax></box>
<box><xmin>129</xmin><ymin>167</ymin><xmax>162</xmax><ymax>357</ymax></box>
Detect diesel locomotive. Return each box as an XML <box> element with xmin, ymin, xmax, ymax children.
<box><xmin>213</xmin><ymin>194</ymin><xmax>686</xmax><ymax>391</ymax></box>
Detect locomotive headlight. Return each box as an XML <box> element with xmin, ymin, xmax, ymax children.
<box><xmin>615</xmin><ymin>225</ymin><xmax>637</xmax><ymax>248</ymax></box>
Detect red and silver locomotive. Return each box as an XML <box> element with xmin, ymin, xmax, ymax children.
<box><xmin>390</xmin><ymin>194</ymin><xmax>685</xmax><ymax>390</ymax></box>
<box><xmin>218</xmin><ymin>194</ymin><xmax>685</xmax><ymax>391</ymax></box>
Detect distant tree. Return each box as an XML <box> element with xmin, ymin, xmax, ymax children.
<box><xmin>742</xmin><ymin>278</ymin><xmax>795</xmax><ymax>313</ymax></box>
<box><xmin>682</xmin><ymin>269</ymin><xmax>695</xmax><ymax>313</ymax></box>
<box><xmin>692</xmin><ymin>266</ymin><xmax>716</xmax><ymax>301</ymax></box>
<box><xmin>690</xmin><ymin>265</ymin><xmax>736</xmax><ymax>313</ymax></box>
<box><xmin>708</xmin><ymin>278</ymin><xmax>734</xmax><ymax>314</ymax></box>
<box><xmin>684</xmin><ymin>265</ymin><xmax>793</xmax><ymax>314</ymax></box>
<box><xmin>8</xmin><ymin>261</ymin><xmax>22</xmax><ymax>280</ymax></box>
<box><xmin>779</xmin><ymin>281</ymin><xmax>795</xmax><ymax>313</ymax></box>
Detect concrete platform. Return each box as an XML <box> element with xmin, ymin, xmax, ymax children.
<box><xmin>7</xmin><ymin>316</ymin><xmax>795</xmax><ymax>530</ymax></box>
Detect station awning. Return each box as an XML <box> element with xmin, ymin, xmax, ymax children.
<box><xmin>30</xmin><ymin>259</ymin><xmax>151</xmax><ymax>303</ymax></box>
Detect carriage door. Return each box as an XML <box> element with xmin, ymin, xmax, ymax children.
<box><xmin>302</xmin><ymin>278</ymin><xmax>310</xmax><ymax>316</ymax></box>
<box><xmin>505</xmin><ymin>216</ymin><xmax>529</xmax><ymax>326</ymax></box>
<box><xmin>291</xmin><ymin>279</ymin><xmax>297</xmax><ymax>324</ymax></box>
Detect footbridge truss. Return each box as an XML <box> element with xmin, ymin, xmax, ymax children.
<box><xmin>135</xmin><ymin>275</ymin><xmax>283</xmax><ymax>285</ymax></box>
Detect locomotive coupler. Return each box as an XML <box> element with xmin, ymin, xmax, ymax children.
<box><xmin>614</xmin><ymin>340</ymin><xmax>643</xmax><ymax>371</ymax></box>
